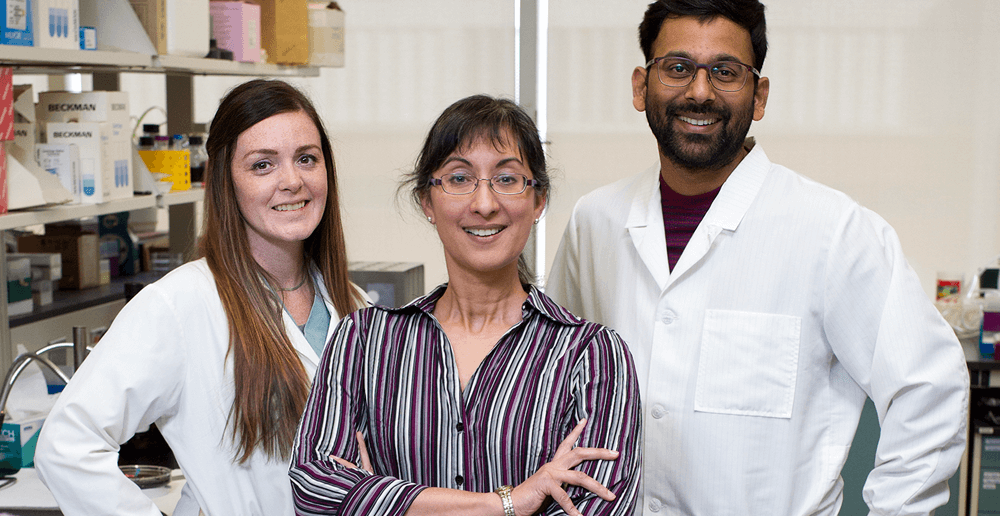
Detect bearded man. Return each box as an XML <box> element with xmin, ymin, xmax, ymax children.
<box><xmin>547</xmin><ymin>1</ymin><xmax>969</xmax><ymax>515</ymax></box>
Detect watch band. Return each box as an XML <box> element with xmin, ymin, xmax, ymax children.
<box><xmin>494</xmin><ymin>485</ymin><xmax>515</xmax><ymax>516</ymax></box>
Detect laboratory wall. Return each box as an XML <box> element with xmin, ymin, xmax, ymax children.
<box><xmin>115</xmin><ymin>0</ymin><xmax>999</xmax><ymax>298</ymax></box>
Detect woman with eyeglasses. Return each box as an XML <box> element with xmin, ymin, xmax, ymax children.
<box><xmin>290</xmin><ymin>95</ymin><xmax>641</xmax><ymax>516</ymax></box>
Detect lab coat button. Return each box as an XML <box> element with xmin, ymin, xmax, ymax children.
<box><xmin>650</xmin><ymin>405</ymin><xmax>666</xmax><ymax>419</ymax></box>
<box><xmin>659</xmin><ymin>310</ymin><xmax>676</xmax><ymax>324</ymax></box>
<box><xmin>648</xmin><ymin>498</ymin><xmax>662</xmax><ymax>512</ymax></box>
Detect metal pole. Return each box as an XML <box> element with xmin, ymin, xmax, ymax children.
<box><xmin>72</xmin><ymin>326</ymin><xmax>90</xmax><ymax>371</ymax></box>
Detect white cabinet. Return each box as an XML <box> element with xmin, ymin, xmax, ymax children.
<box><xmin>0</xmin><ymin>46</ymin><xmax>320</xmax><ymax>372</ymax></box>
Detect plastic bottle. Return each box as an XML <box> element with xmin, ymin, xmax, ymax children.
<box><xmin>153</xmin><ymin>135</ymin><xmax>171</xmax><ymax>151</ymax></box>
<box><xmin>188</xmin><ymin>135</ymin><xmax>207</xmax><ymax>184</ymax></box>
<box><xmin>171</xmin><ymin>134</ymin><xmax>188</xmax><ymax>150</ymax></box>
<box><xmin>137</xmin><ymin>136</ymin><xmax>155</xmax><ymax>151</ymax></box>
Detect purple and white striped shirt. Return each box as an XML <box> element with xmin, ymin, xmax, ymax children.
<box><xmin>290</xmin><ymin>284</ymin><xmax>642</xmax><ymax>516</ymax></box>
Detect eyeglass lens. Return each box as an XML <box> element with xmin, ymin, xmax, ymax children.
<box><xmin>439</xmin><ymin>173</ymin><xmax>529</xmax><ymax>195</ymax></box>
<box><xmin>655</xmin><ymin>57</ymin><xmax>750</xmax><ymax>92</ymax></box>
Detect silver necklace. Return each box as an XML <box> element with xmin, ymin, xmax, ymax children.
<box><xmin>276</xmin><ymin>273</ymin><xmax>308</xmax><ymax>292</ymax></box>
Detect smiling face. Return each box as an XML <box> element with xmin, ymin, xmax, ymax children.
<box><xmin>421</xmin><ymin>134</ymin><xmax>546</xmax><ymax>284</ymax></box>
<box><xmin>231</xmin><ymin>110</ymin><xmax>328</xmax><ymax>259</ymax></box>
<box><xmin>633</xmin><ymin>15</ymin><xmax>769</xmax><ymax>176</ymax></box>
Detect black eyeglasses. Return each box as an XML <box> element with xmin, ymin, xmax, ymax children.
<box><xmin>645</xmin><ymin>55</ymin><xmax>760</xmax><ymax>92</ymax></box>
<box><xmin>430</xmin><ymin>172</ymin><xmax>537</xmax><ymax>195</ymax></box>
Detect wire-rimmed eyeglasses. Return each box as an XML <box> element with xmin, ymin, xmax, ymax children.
<box><xmin>645</xmin><ymin>55</ymin><xmax>760</xmax><ymax>92</ymax></box>
<box><xmin>430</xmin><ymin>172</ymin><xmax>537</xmax><ymax>195</ymax></box>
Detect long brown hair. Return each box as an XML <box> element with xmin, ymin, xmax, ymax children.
<box><xmin>200</xmin><ymin>79</ymin><xmax>364</xmax><ymax>463</ymax></box>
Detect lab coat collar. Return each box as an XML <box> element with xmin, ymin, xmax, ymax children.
<box><xmin>394</xmin><ymin>283</ymin><xmax>584</xmax><ymax>327</ymax></box>
<box><xmin>624</xmin><ymin>139</ymin><xmax>771</xmax><ymax>291</ymax></box>
<box><xmin>280</xmin><ymin>262</ymin><xmax>337</xmax><ymax>369</ymax></box>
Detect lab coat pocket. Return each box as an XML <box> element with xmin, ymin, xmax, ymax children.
<box><xmin>694</xmin><ymin>310</ymin><xmax>801</xmax><ymax>418</ymax></box>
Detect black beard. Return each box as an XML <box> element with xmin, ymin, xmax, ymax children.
<box><xmin>646</xmin><ymin>99</ymin><xmax>753</xmax><ymax>171</ymax></box>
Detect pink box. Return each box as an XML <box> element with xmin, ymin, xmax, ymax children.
<box><xmin>209</xmin><ymin>1</ymin><xmax>262</xmax><ymax>63</ymax></box>
<box><xmin>0</xmin><ymin>67</ymin><xmax>14</xmax><ymax>142</ymax></box>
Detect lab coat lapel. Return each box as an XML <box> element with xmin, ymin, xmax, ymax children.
<box><xmin>656</xmin><ymin>143</ymin><xmax>771</xmax><ymax>283</ymax></box>
<box><xmin>626</xmin><ymin>165</ymin><xmax>671</xmax><ymax>292</ymax></box>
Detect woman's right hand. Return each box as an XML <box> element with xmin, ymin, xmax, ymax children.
<box><xmin>510</xmin><ymin>419</ymin><xmax>619</xmax><ymax>516</ymax></box>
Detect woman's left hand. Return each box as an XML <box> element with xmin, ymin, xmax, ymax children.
<box><xmin>329</xmin><ymin>431</ymin><xmax>373</xmax><ymax>473</ymax></box>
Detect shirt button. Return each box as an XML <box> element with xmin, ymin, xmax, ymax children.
<box><xmin>650</xmin><ymin>405</ymin><xmax>666</xmax><ymax>419</ymax></box>
<box><xmin>456</xmin><ymin>422</ymin><xmax>464</xmax><ymax>432</ymax></box>
<box><xmin>455</xmin><ymin>475</ymin><xmax>464</xmax><ymax>485</ymax></box>
<box><xmin>648</xmin><ymin>498</ymin><xmax>662</xmax><ymax>512</ymax></box>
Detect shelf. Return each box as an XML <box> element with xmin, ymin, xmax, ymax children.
<box><xmin>0</xmin><ymin>189</ymin><xmax>204</xmax><ymax>230</ymax></box>
<box><xmin>0</xmin><ymin>46</ymin><xmax>151</xmax><ymax>72</ymax></box>
<box><xmin>0</xmin><ymin>194</ymin><xmax>157</xmax><ymax>230</ymax></box>
<box><xmin>9</xmin><ymin>271</ymin><xmax>162</xmax><ymax>328</ymax></box>
<box><xmin>153</xmin><ymin>55</ymin><xmax>320</xmax><ymax>77</ymax></box>
<box><xmin>0</xmin><ymin>46</ymin><xmax>320</xmax><ymax>77</ymax></box>
<box><xmin>158</xmin><ymin>187</ymin><xmax>205</xmax><ymax>207</ymax></box>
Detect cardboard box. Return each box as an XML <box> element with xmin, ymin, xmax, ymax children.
<box><xmin>99</xmin><ymin>211</ymin><xmax>139</xmax><ymax>277</ymax></box>
<box><xmin>38</xmin><ymin>90</ymin><xmax>130</xmax><ymax>127</ymax></box>
<box><xmin>78</xmin><ymin>24</ymin><xmax>94</xmax><ymax>49</ymax></box>
<box><xmin>307</xmin><ymin>2</ymin><xmax>342</xmax><ymax>67</ymax></box>
<box><xmin>46</xmin><ymin>122</ymin><xmax>131</xmax><ymax>203</ymax></box>
<box><xmin>0</xmin><ymin>68</ymin><xmax>13</xmax><ymax>141</ymax></box>
<box><xmin>33</xmin><ymin>0</ymin><xmax>79</xmax><ymax>49</ymax></box>
<box><xmin>6</xmin><ymin>256</ymin><xmax>31</xmax><ymax>302</ymax></box>
<box><xmin>35</xmin><ymin>143</ymin><xmax>81</xmax><ymax>203</ymax></box>
<box><xmin>210</xmin><ymin>1</ymin><xmax>260</xmax><ymax>63</ymax></box>
<box><xmin>12</xmin><ymin>84</ymin><xmax>35</xmax><ymax>157</ymax></box>
<box><xmin>18</xmin><ymin>232</ymin><xmax>99</xmax><ymax>289</ymax></box>
<box><xmin>247</xmin><ymin>0</ymin><xmax>308</xmax><ymax>65</ymax></box>
<box><xmin>1</xmin><ymin>0</ymin><xmax>34</xmax><ymax>46</ymax></box>
<box><xmin>128</xmin><ymin>0</ymin><xmax>209</xmax><ymax>57</ymax></box>
<box><xmin>0</xmin><ymin>417</ymin><xmax>44</xmax><ymax>471</ymax></box>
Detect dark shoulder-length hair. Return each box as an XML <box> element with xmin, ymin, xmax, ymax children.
<box><xmin>400</xmin><ymin>94</ymin><xmax>550</xmax><ymax>286</ymax></box>
<box><xmin>200</xmin><ymin>79</ymin><xmax>364</xmax><ymax>463</ymax></box>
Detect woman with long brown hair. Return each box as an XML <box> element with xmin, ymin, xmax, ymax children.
<box><xmin>35</xmin><ymin>79</ymin><xmax>366</xmax><ymax>515</ymax></box>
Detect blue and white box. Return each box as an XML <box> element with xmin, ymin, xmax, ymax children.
<box><xmin>1</xmin><ymin>0</ymin><xmax>34</xmax><ymax>46</ymax></box>
<box><xmin>78</xmin><ymin>24</ymin><xmax>93</xmax><ymax>49</ymax></box>
<box><xmin>35</xmin><ymin>143</ymin><xmax>81</xmax><ymax>203</ymax></box>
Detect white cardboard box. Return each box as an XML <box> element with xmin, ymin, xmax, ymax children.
<box><xmin>35</xmin><ymin>143</ymin><xmax>81</xmax><ymax>203</ymax></box>
<box><xmin>308</xmin><ymin>3</ymin><xmax>344</xmax><ymax>67</ymax></box>
<box><xmin>45</xmin><ymin>122</ymin><xmax>131</xmax><ymax>203</ymax></box>
<box><xmin>32</xmin><ymin>0</ymin><xmax>80</xmax><ymax>49</ymax></box>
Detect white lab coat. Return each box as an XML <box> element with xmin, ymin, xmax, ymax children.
<box><xmin>547</xmin><ymin>145</ymin><xmax>969</xmax><ymax>516</ymax></box>
<box><xmin>35</xmin><ymin>259</ymin><xmax>355</xmax><ymax>516</ymax></box>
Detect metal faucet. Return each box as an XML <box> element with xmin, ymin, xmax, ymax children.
<box><xmin>0</xmin><ymin>327</ymin><xmax>95</xmax><ymax>428</ymax></box>
<box><xmin>0</xmin><ymin>352</ymin><xmax>69</xmax><ymax>428</ymax></box>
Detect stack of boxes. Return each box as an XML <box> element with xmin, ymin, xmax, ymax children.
<box><xmin>37</xmin><ymin>90</ymin><xmax>133</xmax><ymax>204</ymax></box>
<box><xmin>6</xmin><ymin>252</ymin><xmax>61</xmax><ymax>308</ymax></box>
<box><xmin>18</xmin><ymin>227</ymin><xmax>99</xmax><ymax>291</ymax></box>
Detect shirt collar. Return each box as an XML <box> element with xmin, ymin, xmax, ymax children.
<box><xmin>392</xmin><ymin>283</ymin><xmax>584</xmax><ymax>327</ymax></box>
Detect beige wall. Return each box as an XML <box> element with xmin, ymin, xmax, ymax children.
<box><xmin>113</xmin><ymin>0</ymin><xmax>999</xmax><ymax>298</ymax></box>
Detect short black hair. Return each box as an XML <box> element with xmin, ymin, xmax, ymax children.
<box><xmin>638</xmin><ymin>0</ymin><xmax>768</xmax><ymax>72</ymax></box>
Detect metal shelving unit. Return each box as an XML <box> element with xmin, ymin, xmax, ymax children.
<box><xmin>0</xmin><ymin>46</ymin><xmax>317</xmax><ymax>372</ymax></box>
